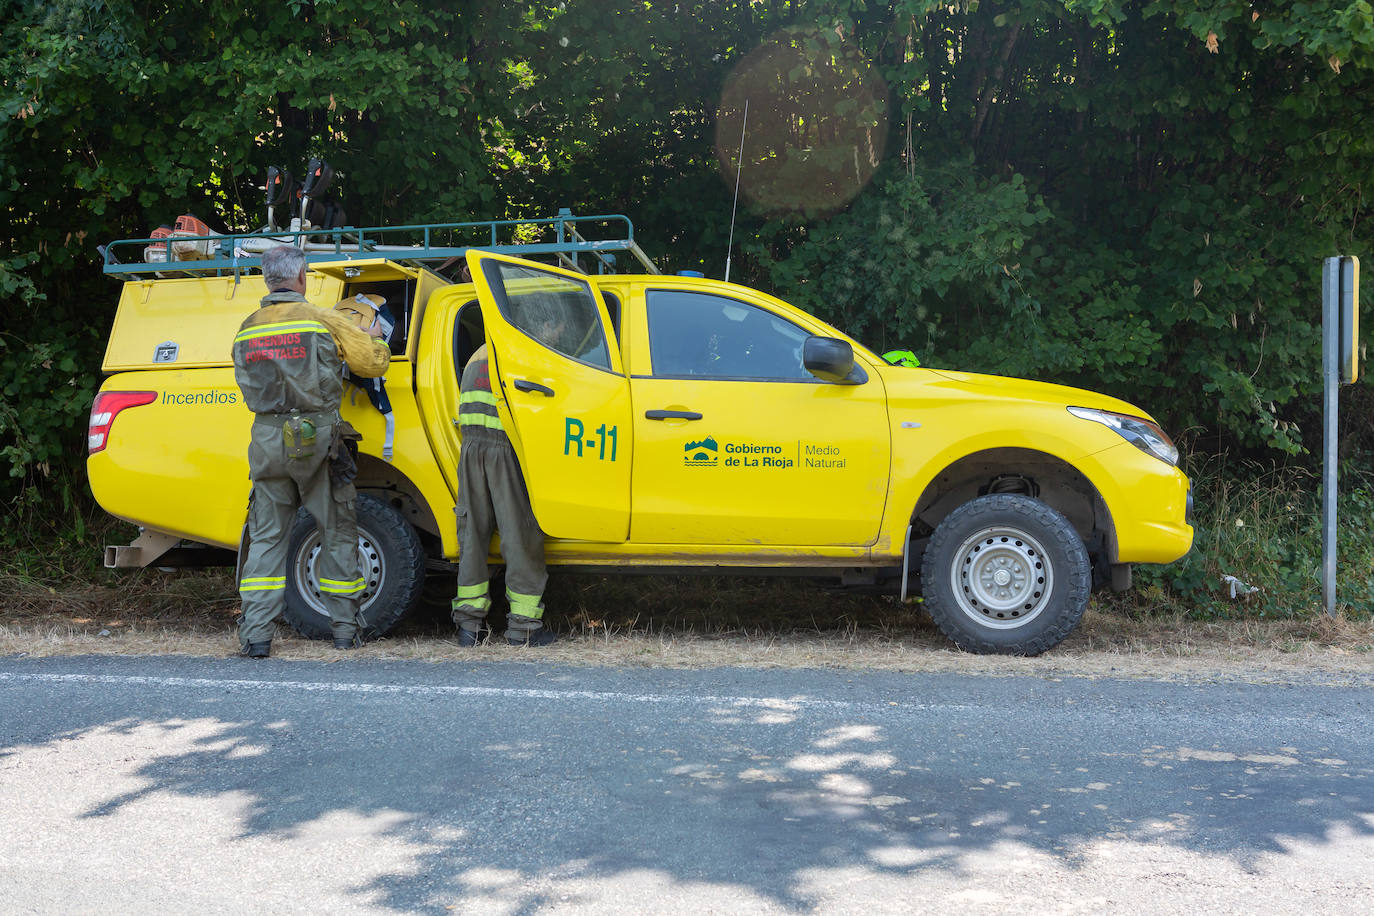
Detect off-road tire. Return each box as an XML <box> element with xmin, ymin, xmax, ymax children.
<box><xmin>920</xmin><ymin>494</ymin><xmax>1090</xmax><ymax>656</ymax></box>
<box><xmin>282</xmin><ymin>493</ymin><xmax>426</xmax><ymax>640</ymax></box>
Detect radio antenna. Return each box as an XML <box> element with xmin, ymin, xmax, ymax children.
<box><xmin>724</xmin><ymin>99</ymin><xmax>748</xmax><ymax>283</ymax></box>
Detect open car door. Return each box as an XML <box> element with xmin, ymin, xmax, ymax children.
<box><xmin>466</xmin><ymin>251</ymin><xmax>632</xmax><ymax>541</ymax></box>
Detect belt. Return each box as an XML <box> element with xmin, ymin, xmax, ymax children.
<box><xmin>253</xmin><ymin>409</ymin><xmax>339</xmax><ymax>428</ymax></box>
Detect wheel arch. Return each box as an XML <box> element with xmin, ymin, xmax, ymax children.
<box><xmin>908</xmin><ymin>447</ymin><xmax>1118</xmax><ymax>567</ymax></box>
<box><xmin>355</xmin><ymin>453</ymin><xmax>447</xmax><ymax>555</ymax></box>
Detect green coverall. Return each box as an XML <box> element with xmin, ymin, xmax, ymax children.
<box><xmin>232</xmin><ymin>289</ymin><xmax>391</xmax><ymax>649</ymax></box>
<box><xmin>451</xmin><ymin>344</ymin><xmax>549</xmax><ymax>638</ymax></box>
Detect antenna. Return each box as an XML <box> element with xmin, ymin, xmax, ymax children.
<box><xmin>724</xmin><ymin>99</ymin><xmax>748</xmax><ymax>283</ymax></box>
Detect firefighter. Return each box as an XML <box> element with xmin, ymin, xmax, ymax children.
<box><xmin>451</xmin><ymin>337</ymin><xmax>556</xmax><ymax>648</ymax></box>
<box><xmin>233</xmin><ymin>245</ymin><xmax>391</xmax><ymax>657</ymax></box>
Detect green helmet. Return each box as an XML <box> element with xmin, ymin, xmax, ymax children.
<box><xmin>883</xmin><ymin>349</ymin><xmax>920</xmax><ymax>368</ymax></box>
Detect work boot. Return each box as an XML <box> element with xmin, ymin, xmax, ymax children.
<box><xmin>457</xmin><ymin>626</ymin><xmax>487</xmax><ymax>648</ymax></box>
<box><xmin>242</xmin><ymin>642</ymin><xmax>271</xmax><ymax>658</ymax></box>
<box><xmin>506</xmin><ymin>629</ymin><xmax>558</xmax><ymax>648</ymax></box>
<box><xmin>333</xmin><ymin>634</ymin><xmax>362</xmax><ymax>650</ymax></box>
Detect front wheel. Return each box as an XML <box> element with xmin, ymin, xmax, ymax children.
<box><xmin>920</xmin><ymin>494</ymin><xmax>1090</xmax><ymax>656</ymax></box>
<box><xmin>282</xmin><ymin>493</ymin><xmax>426</xmax><ymax>640</ymax></box>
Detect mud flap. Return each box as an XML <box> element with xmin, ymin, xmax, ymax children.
<box><xmin>900</xmin><ymin>522</ymin><xmax>913</xmax><ymax>603</ymax></box>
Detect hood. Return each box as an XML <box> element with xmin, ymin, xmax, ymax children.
<box><xmin>882</xmin><ymin>365</ymin><xmax>1159</xmax><ymax>422</ymax></box>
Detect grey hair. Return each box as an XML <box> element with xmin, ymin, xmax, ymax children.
<box><xmin>261</xmin><ymin>245</ymin><xmax>307</xmax><ymax>289</ymax></box>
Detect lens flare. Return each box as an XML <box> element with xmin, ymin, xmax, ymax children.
<box><xmin>716</xmin><ymin>26</ymin><xmax>889</xmax><ymax>218</ymax></box>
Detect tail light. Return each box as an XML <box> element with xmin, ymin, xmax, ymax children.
<box><xmin>88</xmin><ymin>391</ymin><xmax>156</xmax><ymax>455</ymax></box>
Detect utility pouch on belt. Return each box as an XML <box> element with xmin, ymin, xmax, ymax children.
<box><xmin>283</xmin><ymin>412</ymin><xmax>317</xmax><ymax>460</ymax></box>
<box><xmin>328</xmin><ymin>420</ymin><xmax>363</xmax><ymax>486</ymax></box>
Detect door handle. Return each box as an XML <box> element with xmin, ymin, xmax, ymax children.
<box><xmin>645</xmin><ymin>409</ymin><xmax>703</xmax><ymax>421</ymax></box>
<box><xmin>513</xmin><ymin>379</ymin><xmax>555</xmax><ymax>397</ymax></box>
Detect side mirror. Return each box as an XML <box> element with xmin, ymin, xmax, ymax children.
<box><xmin>803</xmin><ymin>336</ymin><xmax>865</xmax><ymax>384</ymax></box>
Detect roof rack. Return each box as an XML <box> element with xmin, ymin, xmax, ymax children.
<box><xmin>100</xmin><ymin>209</ymin><xmax>660</xmax><ymax>279</ymax></box>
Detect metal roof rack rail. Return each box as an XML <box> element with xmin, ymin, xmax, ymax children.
<box><xmin>100</xmin><ymin>208</ymin><xmax>659</xmax><ymax>280</ymax></box>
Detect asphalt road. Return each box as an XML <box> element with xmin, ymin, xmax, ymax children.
<box><xmin>0</xmin><ymin>654</ymin><xmax>1370</xmax><ymax>914</ymax></box>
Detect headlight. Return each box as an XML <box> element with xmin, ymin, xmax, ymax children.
<box><xmin>1068</xmin><ymin>406</ymin><xmax>1179</xmax><ymax>466</ymax></box>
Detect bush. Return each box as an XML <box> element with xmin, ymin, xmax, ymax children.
<box><xmin>1129</xmin><ymin>455</ymin><xmax>1374</xmax><ymax>619</ymax></box>
<box><xmin>754</xmin><ymin>159</ymin><xmax>1051</xmax><ymax>360</ymax></box>
<box><xmin>0</xmin><ymin>255</ymin><xmax>102</xmax><ymax>547</ymax></box>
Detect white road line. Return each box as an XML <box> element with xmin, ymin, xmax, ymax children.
<box><xmin>0</xmin><ymin>671</ymin><xmax>962</xmax><ymax>713</ymax></box>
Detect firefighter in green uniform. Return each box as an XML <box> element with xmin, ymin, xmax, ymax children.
<box><xmin>451</xmin><ymin>341</ymin><xmax>557</xmax><ymax>647</ymax></box>
<box><xmin>233</xmin><ymin>245</ymin><xmax>391</xmax><ymax>657</ymax></box>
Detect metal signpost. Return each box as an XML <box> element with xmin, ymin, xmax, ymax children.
<box><xmin>1322</xmin><ymin>255</ymin><xmax>1359</xmax><ymax>616</ymax></box>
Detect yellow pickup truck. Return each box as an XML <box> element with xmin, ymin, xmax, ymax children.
<box><xmin>90</xmin><ymin>214</ymin><xmax>1192</xmax><ymax>654</ymax></box>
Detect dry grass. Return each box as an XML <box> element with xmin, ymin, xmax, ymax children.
<box><xmin>2</xmin><ymin>570</ymin><xmax>1372</xmax><ymax>685</ymax></box>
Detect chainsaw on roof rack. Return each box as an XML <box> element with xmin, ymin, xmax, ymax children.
<box><xmin>263</xmin><ymin>158</ymin><xmax>348</xmax><ymax>234</ymax></box>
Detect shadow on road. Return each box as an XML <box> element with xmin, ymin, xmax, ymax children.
<box><xmin>1</xmin><ymin>657</ymin><xmax>1370</xmax><ymax>911</ymax></box>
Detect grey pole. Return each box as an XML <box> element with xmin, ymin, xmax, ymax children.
<box><xmin>1321</xmin><ymin>257</ymin><xmax>1340</xmax><ymax>616</ymax></box>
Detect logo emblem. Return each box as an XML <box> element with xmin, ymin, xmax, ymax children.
<box><xmin>153</xmin><ymin>341</ymin><xmax>179</xmax><ymax>363</ymax></box>
<box><xmin>683</xmin><ymin>436</ymin><xmax>718</xmax><ymax>466</ymax></box>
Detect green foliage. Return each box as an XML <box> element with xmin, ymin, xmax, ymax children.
<box><xmin>0</xmin><ymin>255</ymin><xmax>98</xmax><ymax>531</ymax></box>
<box><xmin>1132</xmin><ymin>456</ymin><xmax>1374</xmax><ymax>619</ymax></box>
<box><xmin>718</xmin><ymin>0</ymin><xmax>1374</xmax><ymax>457</ymax></box>
<box><xmin>1</xmin><ymin>0</ymin><xmax>501</xmax><ymax>235</ymax></box>
<box><xmin>752</xmin><ymin>160</ymin><xmax>1049</xmax><ymax>361</ymax></box>
<box><xmin>2</xmin><ymin>0</ymin><xmax>1374</xmax><ymax>615</ymax></box>
<box><xmin>0</xmin><ymin>0</ymin><xmax>516</xmax><ymax>518</ymax></box>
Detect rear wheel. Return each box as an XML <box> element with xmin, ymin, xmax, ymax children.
<box><xmin>920</xmin><ymin>494</ymin><xmax>1090</xmax><ymax>655</ymax></box>
<box><xmin>283</xmin><ymin>493</ymin><xmax>426</xmax><ymax>640</ymax></box>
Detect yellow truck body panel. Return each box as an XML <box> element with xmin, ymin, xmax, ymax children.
<box><xmin>89</xmin><ymin>244</ymin><xmax>1193</xmax><ymax>654</ymax></box>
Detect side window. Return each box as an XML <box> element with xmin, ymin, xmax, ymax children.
<box><xmin>646</xmin><ymin>290</ymin><xmax>812</xmax><ymax>380</ymax></box>
<box><xmin>485</xmin><ymin>261</ymin><xmax>612</xmax><ymax>370</ymax></box>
